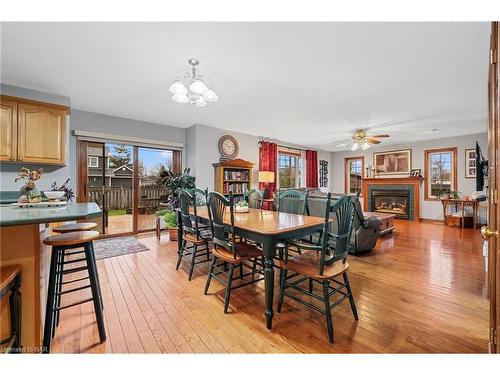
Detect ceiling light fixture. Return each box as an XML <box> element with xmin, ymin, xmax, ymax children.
<box><xmin>169</xmin><ymin>58</ymin><xmax>219</xmax><ymax>107</ymax></box>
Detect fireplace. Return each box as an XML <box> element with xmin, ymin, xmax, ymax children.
<box><xmin>362</xmin><ymin>177</ymin><xmax>420</xmax><ymax>221</ymax></box>
<box><xmin>371</xmin><ymin>189</ymin><xmax>410</xmax><ymax>219</ymax></box>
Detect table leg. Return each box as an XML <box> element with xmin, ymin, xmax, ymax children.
<box><xmin>262</xmin><ymin>238</ymin><xmax>276</xmax><ymax>330</ymax></box>
<box><xmin>461</xmin><ymin>203</ymin><xmax>465</xmax><ymax>228</ymax></box>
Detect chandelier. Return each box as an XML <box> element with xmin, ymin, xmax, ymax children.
<box><xmin>169</xmin><ymin>58</ymin><xmax>219</xmax><ymax>107</ymax></box>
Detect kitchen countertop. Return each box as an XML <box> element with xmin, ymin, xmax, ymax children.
<box><xmin>0</xmin><ymin>202</ymin><xmax>102</xmax><ymax>227</ymax></box>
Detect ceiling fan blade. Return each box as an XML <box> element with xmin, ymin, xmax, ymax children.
<box><xmin>367</xmin><ymin>138</ymin><xmax>381</xmax><ymax>144</ymax></box>
<box><xmin>371</xmin><ymin>134</ymin><xmax>390</xmax><ymax>138</ymax></box>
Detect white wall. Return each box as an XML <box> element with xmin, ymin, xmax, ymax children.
<box><xmin>330</xmin><ymin>133</ymin><xmax>488</xmax><ymax>221</ymax></box>
<box><xmin>185</xmin><ymin>124</ymin><xmax>333</xmax><ymax>192</ymax></box>
<box><xmin>0</xmin><ymin>84</ymin><xmax>73</xmax><ymax>193</ymax></box>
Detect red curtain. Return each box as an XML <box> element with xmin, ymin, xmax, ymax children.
<box><xmin>306</xmin><ymin>150</ymin><xmax>318</xmax><ymax>188</ymax></box>
<box><xmin>259</xmin><ymin>141</ymin><xmax>277</xmax><ymax>196</ymax></box>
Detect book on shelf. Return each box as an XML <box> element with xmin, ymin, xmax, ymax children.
<box><xmin>223</xmin><ymin>182</ymin><xmax>249</xmax><ymax>195</ymax></box>
<box><xmin>223</xmin><ymin>169</ymin><xmax>249</xmax><ymax>181</ymax></box>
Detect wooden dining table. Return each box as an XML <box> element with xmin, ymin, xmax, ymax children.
<box><xmin>177</xmin><ymin>207</ymin><xmax>325</xmax><ymax>330</ymax></box>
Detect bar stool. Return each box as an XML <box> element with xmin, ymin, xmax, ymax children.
<box><xmin>42</xmin><ymin>231</ymin><xmax>105</xmax><ymax>353</ymax></box>
<box><xmin>52</xmin><ymin>222</ymin><xmax>103</xmax><ymax>314</ymax></box>
<box><xmin>0</xmin><ymin>265</ymin><xmax>21</xmax><ymax>353</ymax></box>
<box><xmin>52</xmin><ymin>222</ymin><xmax>98</xmax><ymax>234</ymax></box>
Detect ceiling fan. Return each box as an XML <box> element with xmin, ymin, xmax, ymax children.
<box><xmin>333</xmin><ymin>129</ymin><xmax>390</xmax><ymax>151</ymax></box>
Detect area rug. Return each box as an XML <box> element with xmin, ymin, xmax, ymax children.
<box><xmin>93</xmin><ymin>236</ymin><xmax>150</xmax><ymax>260</ymax></box>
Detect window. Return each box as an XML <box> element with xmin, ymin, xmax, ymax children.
<box><xmin>88</xmin><ymin>156</ymin><xmax>99</xmax><ymax>168</ymax></box>
<box><xmin>278</xmin><ymin>148</ymin><xmax>303</xmax><ymax>189</ymax></box>
<box><xmin>345</xmin><ymin>157</ymin><xmax>364</xmax><ymax>195</ymax></box>
<box><xmin>424</xmin><ymin>148</ymin><xmax>457</xmax><ymax>200</ymax></box>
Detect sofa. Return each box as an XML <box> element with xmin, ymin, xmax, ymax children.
<box><xmin>306</xmin><ymin>191</ymin><xmax>382</xmax><ymax>254</ymax></box>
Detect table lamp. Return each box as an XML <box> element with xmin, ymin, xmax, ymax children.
<box><xmin>258</xmin><ymin>171</ymin><xmax>275</xmax><ymax>199</ymax></box>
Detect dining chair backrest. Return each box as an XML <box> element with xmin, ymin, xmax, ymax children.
<box><xmin>244</xmin><ymin>189</ymin><xmax>263</xmax><ymax>209</ymax></box>
<box><xmin>318</xmin><ymin>193</ymin><xmax>357</xmax><ymax>275</ymax></box>
<box><xmin>179</xmin><ymin>189</ymin><xmax>201</xmax><ymax>240</ymax></box>
<box><xmin>191</xmin><ymin>188</ymin><xmax>208</xmax><ymax>207</ymax></box>
<box><xmin>276</xmin><ymin>189</ymin><xmax>308</xmax><ymax>215</ymax></box>
<box><xmin>207</xmin><ymin>192</ymin><xmax>237</xmax><ymax>258</ymax></box>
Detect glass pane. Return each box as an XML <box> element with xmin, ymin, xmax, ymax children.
<box><xmin>278</xmin><ymin>153</ymin><xmax>302</xmax><ymax>189</ymax></box>
<box><xmin>347</xmin><ymin>159</ymin><xmax>362</xmax><ymax>194</ymax></box>
<box><xmin>103</xmin><ymin>143</ymin><xmax>134</xmax><ymax>234</ymax></box>
<box><xmin>138</xmin><ymin>147</ymin><xmax>171</xmax><ymax>231</ymax></box>
<box><xmin>86</xmin><ymin>142</ymin><xmax>105</xmax><ymax>234</ymax></box>
<box><xmin>429</xmin><ymin>152</ymin><xmax>453</xmax><ymax>197</ymax></box>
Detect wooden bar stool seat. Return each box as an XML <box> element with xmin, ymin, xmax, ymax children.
<box><xmin>41</xmin><ymin>230</ymin><xmax>105</xmax><ymax>353</ymax></box>
<box><xmin>0</xmin><ymin>265</ymin><xmax>22</xmax><ymax>353</ymax></box>
<box><xmin>52</xmin><ymin>222</ymin><xmax>98</xmax><ymax>233</ymax></box>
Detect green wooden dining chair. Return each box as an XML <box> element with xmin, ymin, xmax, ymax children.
<box><xmin>244</xmin><ymin>189</ymin><xmax>264</xmax><ymax>209</ymax></box>
<box><xmin>277</xmin><ymin>193</ymin><xmax>358</xmax><ymax>343</ymax></box>
<box><xmin>276</xmin><ymin>189</ymin><xmax>308</xmax><ymax>215</ymax></box>
<box><xmin>204</xmin><ymin>192</ymin><xmax>264</xmax><ymax>313</ymax></box>
<box><xmin>176</xmin><ymin>189</ymin><xmax>213</xmax><ymax>281</ymax></box>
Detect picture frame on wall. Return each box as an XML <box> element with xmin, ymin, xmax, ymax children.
<box><xmin>410</xmin><ymin>168</ymin><xmax>422</xmax><ymax>177</ymax></box>
<box><xmin>465</xmin><ymin>148</ymin><xmax>476</xmax><ymax>179</ymax></box>
<box><xmin>373</xmin><ymin>149</ymin><xmax>412</xmax><ymax>175</ymax></box>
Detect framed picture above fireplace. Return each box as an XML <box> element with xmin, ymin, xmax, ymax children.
<box><xmin>373</xmin><ymin>149</ymin><xmax>411</xmax><ymax>176</ymax></box>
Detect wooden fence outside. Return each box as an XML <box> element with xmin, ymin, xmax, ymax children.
<box><xmin>88</xmin><ymin>186</ymin><xmax>168</xmax><ymax>210</ymax></box>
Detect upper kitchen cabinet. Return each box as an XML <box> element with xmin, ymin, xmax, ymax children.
<box><xmin>0</xmin><ymin>96</ymin><xmax>69</xmax><ymax>165</ymax></box>
<box><xmin>0</xmin><ymin>98</ymin><xmax>17</xmax><ymax>161</ymax></box>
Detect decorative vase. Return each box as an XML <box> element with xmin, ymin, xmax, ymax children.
<box><xmin>27</xmin><ymin>188</ymin><xmax>42</xmax><ymax>203</ymax></box>
<box><xmin>19</xmin><ymin>182</ymin><xmax>35</xmax><ymax>196</ymax></box>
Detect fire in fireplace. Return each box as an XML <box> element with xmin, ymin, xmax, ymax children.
<box><xmin>371</xmin><ymin>189</ymin><xmax>410</xmax><ymax>219</ymax></box>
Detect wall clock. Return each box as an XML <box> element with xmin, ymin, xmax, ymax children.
<box><xmin>218</xmin><ymin>135</ymin><xmax>239</xmax><ymax>160</ymax></box>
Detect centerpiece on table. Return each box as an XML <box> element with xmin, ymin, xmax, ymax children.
<box><xmin>15</xmin><ymin>167</ymin><xmax>44</xmax><ymax>203</ymax></box>
<box><xmin>235</xmin><ymin>200</ymin><xmax>249</xmax><ymax>213</ymax></box>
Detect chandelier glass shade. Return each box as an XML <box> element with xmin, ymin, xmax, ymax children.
<box><xmin>169</xmin><ymin>58</ymin><xmax>219</xmax><ymax>106</ymax></box>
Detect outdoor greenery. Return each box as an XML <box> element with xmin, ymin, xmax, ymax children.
<box><xmin>109</xmin><ymin>144</ymin><xmax>132</xmax><ymax>168</ymax></box>
<box><xmin>108</xmin><ymin>209</ymin><xmax>127</xmax><ymax>216</ymax></box>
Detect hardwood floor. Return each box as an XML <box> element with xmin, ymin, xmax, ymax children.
<box><xmin>50</xmin><ymin>220</ymin><xmax>489</xmax><ymax>353</ymax></box>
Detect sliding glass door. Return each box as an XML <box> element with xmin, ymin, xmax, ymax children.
<box><xmin>137</xmin><ymin>147</ymin><xmax>172</xmax><ymax>231</ymax></box>
<box><xmin>78</xmin><ymin>140</ymin><xmax>180</xmax><ymax>236</ymax></box>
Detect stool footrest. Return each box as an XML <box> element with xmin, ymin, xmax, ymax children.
<box><xmin>59</xmin><ymin>258</ymin><xmax>87</xmax><ymax>266</ymax></box>
<box><xmin>57</xmin><ymin>284</ymin><xmax>91</xmax><ymax>296</ymax></box>
<box><xmin>55</xmin><ymin>297</ymin><xmax>93</xmax><ymax>311</ymax></box>
<box><xmin>59</xmin><ymin>266</ymin><xmax>89</xmax><ymax>275</ymax></box>
<box><xmin>61</xmin><ymin>276</ymin><xmax>90</xmax><ymax>285</ymax></box>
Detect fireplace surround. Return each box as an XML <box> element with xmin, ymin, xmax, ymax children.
<box><xmin>361</xmin><ymin>177</ymin><xmax>421</xmax><ymax>221</ymax></box>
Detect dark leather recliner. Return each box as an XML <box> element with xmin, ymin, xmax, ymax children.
<box><xmin>306</xmin><ymin>192</ymin><xmax>382</xmax><ymax>254</ymax></box>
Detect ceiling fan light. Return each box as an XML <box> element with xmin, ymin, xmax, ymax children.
<box><xmin>172</xmin><ymin>93</ymin><xmax>189</xmax><ymax>104</ymax></box>
<box><xmin>203</xmin><ymin>89</ymin><xmax>219</xmax><ymax>102</ymax></box>
<box><xmin>362</xmin><ymin>141</ymin><xmax>370</xmax><ymax>150</ymax></box>
<box><xmin>350</xmin><ymin>143</ymin><xmax>359</xmax><ymax>151</ymax></box>
<box><xmin>189</xmin><ymin>79</ymin><xmax>209</xmax><ymax>95</ymax></box>
<box><xmin>169</xmin><ymin>81</ymin><xmax>187</xmax><ymax>95</ymax></box>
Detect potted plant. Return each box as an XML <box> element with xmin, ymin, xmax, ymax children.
<box><xmin>436</xmin><ymin>190</ymin><xmax>461</xmax><ymax>200</ymax></box>
<box><xmin>159</xmin><ymin>167</ymin><xmax>196</xmax><ymax>209</ymax></box>
<box><xmin>162</xmin><ymin>210</ymin><xmax>178</xmax><ymax>241</ymax></box>
<box><xmin>15</xmin><ymin>167</ymin><xmax>44</xmax><ymax>202</ymax></box>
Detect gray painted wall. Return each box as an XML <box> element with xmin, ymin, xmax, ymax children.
<box><xmin>0</xmin><ymin>84</ymin><xmax>73</xmax><ymax>193</ymax></box>
<box><xmin>69</xmin><ymin>110</ymin><xmax>187</xmax><ymax>195</ymax></box>
<box><xmin>330</xmin><ymin>132</ymin><xmax>488</xmax><ymax>221</ymax></box>
<box><xmin>185</xmin><ymin>124</ymin><xmax>333</xmax><ymax>192</ymax></box>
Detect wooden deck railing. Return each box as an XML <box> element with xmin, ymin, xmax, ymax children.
<box><xmin>88</xmin><ymin>186</ymin><xmax>168</xmax><ymax>210</ymax></box>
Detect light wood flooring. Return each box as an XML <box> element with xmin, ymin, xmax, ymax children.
<box><xmin>50</xmin><ymin>220</ymin><xmax>489</xmax><ymax>353</ymax></box>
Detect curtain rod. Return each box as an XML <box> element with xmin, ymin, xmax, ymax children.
<box><xmin>258</xmin><ymin>140</ymin><xmax>309</xmax><ymax>153</ymax></box>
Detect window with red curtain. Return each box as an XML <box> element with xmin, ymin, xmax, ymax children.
<box><xmin>259</xmin><ymin>141</ymin><xmax>277</xmax><ymax>197</ymax></box>
<box><xmin>306</xmin><ymin>150</ymin><xmax>318</xmax><ymax>188</ymax></box>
